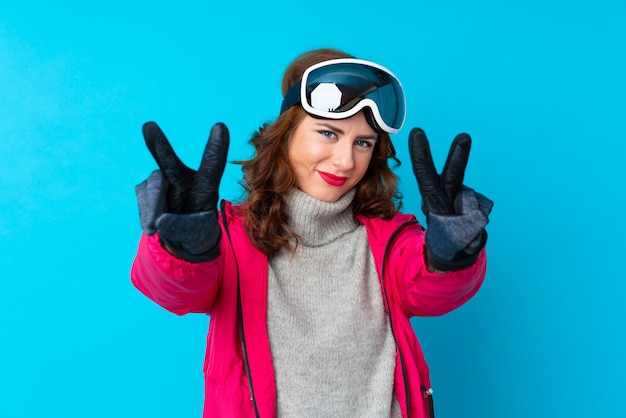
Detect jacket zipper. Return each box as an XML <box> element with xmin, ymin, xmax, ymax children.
<box><xmin>220</xmin><ymin>201</ymin><xmax>261</xmax><ymax>418</ymax></box>
<box><xmin>422</xmin><ymin>386</ymin><xmax>435</xmax><ymax>418</ymax></box>
<box><xmin>238</xmin><ymin>279</ymin><xmax>260</xmax><ymax>417</ymax></box>
<box><xmin>381</xmin><ymin>219</ymin><xmax>434</xmax><ymax>418</ymax></box>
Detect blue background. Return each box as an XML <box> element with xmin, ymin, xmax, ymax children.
<box><xmin>2</xmin><ymin>1</ymin><xmax>625</xmax><ymax>417</ymax></box>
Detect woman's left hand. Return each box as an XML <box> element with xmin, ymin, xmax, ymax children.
<box><xmin>409</xmin><ymin>128</ymin><xmax>493</xmax><ymax>272</ymax></box>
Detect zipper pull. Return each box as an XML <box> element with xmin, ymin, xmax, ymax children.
<box><xmin>422</xmin><ymin>387</ymin><xmax>435</xmax><ymax>418</ymax></box>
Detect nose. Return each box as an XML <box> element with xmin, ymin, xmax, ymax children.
<box><xmin>331</xmin><ymin>141</ymin><xmax>355</xmax><ymax>171</ymax></box>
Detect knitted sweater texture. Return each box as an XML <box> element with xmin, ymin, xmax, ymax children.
<box><xmin>267</xmin><ymin>189</ymin><xmax>402</xmax><ymax>417</ymax></box>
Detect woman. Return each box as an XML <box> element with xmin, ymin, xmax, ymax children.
<box><xmin>132</xmin><ymin>48</ymin><xmax>493</xmax><ymax>418</ymax></box>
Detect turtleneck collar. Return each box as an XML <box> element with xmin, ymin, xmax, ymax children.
<box><xmin>284</xmin><ymin>188</ymin><xmax>358</xmax><ymax>247</ymax></box>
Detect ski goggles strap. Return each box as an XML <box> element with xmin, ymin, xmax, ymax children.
<box><xmin>280</xmin><ymin>58</ymin><xmax>406</xmax><ymax>134</ymax></box>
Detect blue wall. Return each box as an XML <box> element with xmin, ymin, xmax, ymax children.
<box><xmin>1</xmin><ymin>1</ymin><xmax>624</xmax><ymax>417</ymax></box>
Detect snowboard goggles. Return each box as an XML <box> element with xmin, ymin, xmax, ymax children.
<box><xmin>280</xmin><ymin>58</ymin><xmax>406</xmax><ymax>134</ymax></box>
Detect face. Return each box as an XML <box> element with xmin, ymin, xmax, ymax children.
<box><xmin>287</xmin><ymin>111</ymin><xmax>377</xmax><ymax>202</ymax></box>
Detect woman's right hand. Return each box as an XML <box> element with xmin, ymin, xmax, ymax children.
<box><xmin>135</xmin><ymin>121</ymin><xmax>229</xmax><ymax>262</ymax></box>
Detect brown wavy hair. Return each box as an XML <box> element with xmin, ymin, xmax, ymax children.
<box><xmin>236</xmin><ymin>48</ymin><xmax>402</xmax><ymax>256</ymax></box>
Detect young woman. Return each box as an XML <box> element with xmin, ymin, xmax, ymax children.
<box><xmin>132</xmin><ymin>48</ymin><xmax>493</xmax><ymax>418</ymax></box>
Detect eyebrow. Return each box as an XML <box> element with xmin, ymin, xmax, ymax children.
<box><xmin>315</xmin><ymin>122</ymin><xmax>378</xmax><ymax>141</ymax></box>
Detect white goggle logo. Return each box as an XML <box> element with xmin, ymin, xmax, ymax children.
<box><xmin>310</xmin><ymin>83</ymin><xmax>342</xmax><ymax>112</ymax></box>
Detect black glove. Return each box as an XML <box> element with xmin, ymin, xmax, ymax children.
<box><xmin>409</xmin><ymin>128</ymin><xmax>493</xmax><ymax>271</ymax></box>
<box><xmin>135</xmin><ymin>121</ymin><xmax>229</xmax><ymax>262</ymax></box>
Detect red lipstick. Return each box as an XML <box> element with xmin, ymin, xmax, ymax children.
<box><xmin>318</xmin><ymin>171</ymin><xmax>348</xmax><ymax>186</ymax></box>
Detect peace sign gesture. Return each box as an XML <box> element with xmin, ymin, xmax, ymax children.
<box><xmin>143</xmin><ymin>121</ymin><xmax>229</xmax><ymax>214</ymax></box>
<box><xmin>409</xmin><ymin>128</ymin><xmax>493</xmax><ymax>271</ymax></box>
<box><xmin>135</xmin><ymin>121</ymin><xmax>229</xmax><ymax>262</ymax></box>
<box><xmin>409</xmin><ymin>128</ymin><xmax>470</xmax><ymax>216</ymax></box>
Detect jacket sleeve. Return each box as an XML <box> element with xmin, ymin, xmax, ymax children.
<box><xmin>391</xmin><ymin>225</ymin><xmax>487</xmax><ymax>317</ymax></box>
<box><xmin>130</xmin><ymin>232</ymin><xmax>223</xmax><ymax>316</ymax></box>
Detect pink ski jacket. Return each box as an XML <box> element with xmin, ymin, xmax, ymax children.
<box><xmin>131</xmin><ymin>201</ymin><xmax>486</xmax><ymax>418</ymax></box>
